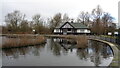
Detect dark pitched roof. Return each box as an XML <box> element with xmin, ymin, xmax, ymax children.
<box><xmin>71</xmin><ymin>23</ymin><xmax>88</xmax><ymax>28</ymax></box>
<box><xmin>55</xmin><ymin>22</ymin><xmax>88</xmax><ymax>28</ymax></box>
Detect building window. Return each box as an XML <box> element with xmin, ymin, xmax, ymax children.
<box><xmin>80</xmin><ymin>29</ymin><xmax>84</xmax><ymax>32</ymax></box>
<box><xmin>68</xmin><ymin>29</ymin><xmax>71</xmax><ymax>31</ymax></box>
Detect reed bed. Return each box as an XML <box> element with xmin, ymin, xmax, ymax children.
<box><xmin>2</xmin><ymin>35</ymin><xmax>46</xmax><ymax>48</ymax></box>
<box><xmin>75</xmin><ymin>35</ymin><xmax>88</xmax><ymax>49</ymax></box>
<box><xmin>47</xmin><ymin>35</ymin><xmax>88</xmax><ymax>49</ymax></box>
<box><xmin>62</xmin><ymin>35</ymin><xmax>88</xmax><ymax>48</ymax></box>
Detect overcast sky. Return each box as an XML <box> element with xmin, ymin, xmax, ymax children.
<box><xmin>0</xmin><ymin>0</ymin><xmax>120</xmax><ymax>25</ymax></box>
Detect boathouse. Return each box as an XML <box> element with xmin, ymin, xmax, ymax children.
<box><xmin>54</xmin><ymin>22</ymin><xmax>91</xmax><ymax>35</ymax></box>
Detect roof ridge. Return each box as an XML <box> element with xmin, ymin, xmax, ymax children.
<box><xmin>55</xmin><ymin>22</ymin><xmax>88</xmax><ymax>28</ymax></box>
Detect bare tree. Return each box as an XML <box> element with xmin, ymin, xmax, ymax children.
<box><xmin>78</xmin><ymin>11</ymin><xmax>91</xmax><ymax>25</ymax></box>
<box><xmin>62</xmin><ymin>13</ymin><xmax>69</xmax><ymax>22</ymax></box>
<box><xmin>32</xmin><ymin>14</ymin><xmax>43</xmax><ymax>25</ymax></box>
<box><xmin>85</xmin><ymin>12</ymin><xmax>90</xmax><ymax>23</ymax></box>
<box><xmin>5</xmin><ymin>10</ymin><xmax>25</xmax><ymax>33</ymax></box>
<box><xmin>32</xmin><ymin>14</ymin><xmax>44</xmax><ymax>34</ymax></box>
<box><xmin>76</xmin><ymin>18</ymin><xmax>81</xmax><ymax>23</ymax></box>
<box><xmin>50</xmin><ymin>13</ymin><xmax>62</xmax><ymax>32</ymax></box>
<box><xmin>78</xmin><ymin>11</ymin><xmax>86</xmax><ymax>24</ymax></box>
<box><xmin>102</xmin><ymin>12</ymin><xmax>114</xmax><ymax>27</ymax></box>
<box><xmin>92</xmin><ymin>5</ymin><xmax>103</xmax><ymax>20</ymax></box>
<box><xmin>91</xmin><ymin>5</ymin><xmax>104</xmax><ymax>35</ymax></box>
<box><xmin>19</xmin><ymin>20</ymin><xmax>32</xmax><ymax>33</ymax></box>
<box><xmin>101</xmin><ymin>12</ymin><xmax>114</xmax><ymax>34</ymax></box>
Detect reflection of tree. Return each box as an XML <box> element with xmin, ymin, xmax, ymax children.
<box><xmin>2</xmin><ymin>44</ymin><xmax>46</xmax><ymax>59</ymax></box>
<box><xmin>76</xmin><ymin>48</ymin><xmax>88</xmax><ymax>60</ymax></box>
<box><xmin>2</xmin><ymin>47</ymin><xmax>31</xmax><ymax>59</ymax></box>
<box><xmin>102</xmin><ymin>44</ymin><xmax>108</xmax><ymax>59</ymax></box>
<box><xmin>102</xmin><ymin>44</ymin><xmax>113</xmax><ymax>59</ymax></box>
<box><xmin>50</xmin><ymin>39</ymin><xmax>61</xmax><ymax>56</ymax></box>
<box><xmin>90</xmin><ymin>40</ymin><xmax>102</xmax><ymax>66</ymax></box>
<box><xmin>32</xmin><ymin>44</ymin><xmax>45</xmax><ymax>56</ymax></box>
<box><xmin>89</xmin><ymin>40</ymin><xmax>113</xmax><ymax>66</ymax></box>
<box><xmin>61</xmin><ymin>48</ymin><xmax>68</xmax><ymax>56</ymax></box>
<box><xmin>69</xmin><ymin>44</ymin><xmax>75</xmax><ymax>52</ymax></box>
<box><xmin>2</xmin><ymin>48</ymin><xmax>19</xmax><ymax>59</ymax></box>
<box><xmin>18</xmin><ymin>47</ymin><xmax>29</xmax><ymax>56</ymax></box>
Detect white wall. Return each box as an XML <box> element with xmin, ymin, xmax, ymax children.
<box><xmin>54</xmin><ymin>29</ymin><xmax>61</xmax><ymax>33</ymax></box>
<box><xmin>77</xmin><ymin>29</ymin><xmax>81</xmax><ymax>33</ymax></box>
<box><xmin>84</xmin><ymin>29</ymin><xmax>91</xmax><ymax>33</ymax></box>
<box><xmin>77</xmin><ymin>29</ymin><xmax>90</xmax><ymax>33</ymax></box>
<box><xmin>62</xmin><ymin>23</ymin><xmax>73</xmax><ymax>28</ymax></box>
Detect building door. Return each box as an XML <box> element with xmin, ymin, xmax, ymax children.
<box><xmin>63</xmin><ymin>29</ymin><xmax>67</xmax><ymax>35</ymax></box>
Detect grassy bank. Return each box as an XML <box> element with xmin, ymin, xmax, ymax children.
<box><xmin>2</xmin><ymin>35</ymin><xmax>46</xmax><ymax>48</ymax></box>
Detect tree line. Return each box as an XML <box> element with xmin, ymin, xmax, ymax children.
<box><xmin>2</xmin><ymin>5</ymin><xmax>118</xmax><ymax>35</ymax></box>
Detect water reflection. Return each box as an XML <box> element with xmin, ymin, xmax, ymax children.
<box><xmin>47</xmin><ymin>38</ymin><xmax>76</xmax><ymax>56</ymax></box>
<box><xmin>49</xmin><ymin>38</ymin><xmax>61</xmax><ymax>56</ymax></box>
<box><xmin>2</xmin><ymin>38</ymin><xmax>113</xmax><ymax>66</ymax></box>
<box><xmin>2</xmin><ymin>44</ymin><xmax>45</xmax><ymax>59</ymax></box>
<box><xmin>88</xmin><ymin>40</ymin><xmax>113</xmax><ymax>66</ymax></box>
<box><xmin>76</xmin><ymin>48</ymin><xmax>88</xmax><ymax>60</ymax></box>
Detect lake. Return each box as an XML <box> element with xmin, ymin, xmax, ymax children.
<box><xmin>2</xmin><ymin>37</ymin><xmax>113</xmax><ymax>66</ymax></box>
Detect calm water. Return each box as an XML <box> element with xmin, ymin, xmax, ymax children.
<box><xmin>2</xmin><ymin>37</ymin><xmax>113</xmax><ymax>66</ymax></box>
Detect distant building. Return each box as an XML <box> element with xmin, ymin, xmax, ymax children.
<box><xmin>108</xmin><ymin>23</ymin><xmax>116</xmax><ymax>28</ymax></box>
<box><xmin>54</xmin><ymin>22</ymin><xmax>91</xmax><ymax>35</ymax></box>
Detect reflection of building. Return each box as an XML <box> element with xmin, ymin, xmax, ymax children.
<box><xmin>108</xmin><ymin>23</ymin><xmax>116</xmax><ymax>28</ymax></box>
<box><xmin>54</xmin><ymin>22</ymin><xmax>91</xmax><ymax>35</ymax></box>
<box><xmin>53</xmin><ymin>38</ymin><xmax>76</xmax><ymax>51</ymax></box>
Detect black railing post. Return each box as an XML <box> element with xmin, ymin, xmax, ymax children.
<box><xmin>118</xmin><ymin>31</ymin><xmax>120</xmax><ymax>45</ymax></box>
<box><xmin>116</xmin><ymin>30</ymin><xmax>120</xmax><ymax>45</ymax></box>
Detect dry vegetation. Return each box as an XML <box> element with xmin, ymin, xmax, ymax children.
<box><xmin>75</xmin><ymin>35</ymin><xmax>88</xmax><ymax>49</ymax></box>
<box><xmin>2</xmin><ymin>35</ymin><xmax>46</xmax><ymax>48</ymax></box>
<box><xmin>60</xmin><ymin>35</ymin><xmax>88</xmax><ymax>49</ymax></box>
<box><xmin>47</xmin><ymin>35</ymin><xmax>88</xmax><ymax>49</ymax></box>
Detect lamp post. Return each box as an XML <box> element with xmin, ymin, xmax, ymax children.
<box><xmin>114</xmin><ymin>31</ymin><xmax>118</xmax><ymax>43</ymax></box>
<box><xmin>118</xmin><ymin>29</ymin><xmax>120</xmax><ymax>45</ymax></box>
<box><xmin>114</xmin><ymin>32</ymin><xmax>118</xmax><ymax>36</ymax></box>
<box><xmin>33</xmin><ymin>29</ymin><xmax>35</xmax><ymax>34</ymax></box>
<box><xmin>108</xmin><ymin>32</ymin><xmax>112</xmax><ymax>42</ymax></box>
<box><xmin>108</xmin><ymin>32</ymin><xmax>112</xmax><ymax>36</ymax></box>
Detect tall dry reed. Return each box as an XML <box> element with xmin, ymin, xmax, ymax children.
<box><xmin>2</xmin><ymin>35</ymin><xmax>46</xmax><ymax>48</ymax></box>
<box><xmin>51</xmin><ymin>35</ymin><xmax>88</xmax><ymax>49</ymax></box>
<box><xmin>75</xmin><ymin>35</ymin><xmax>88</xmax><ymax>49</ymax></box>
